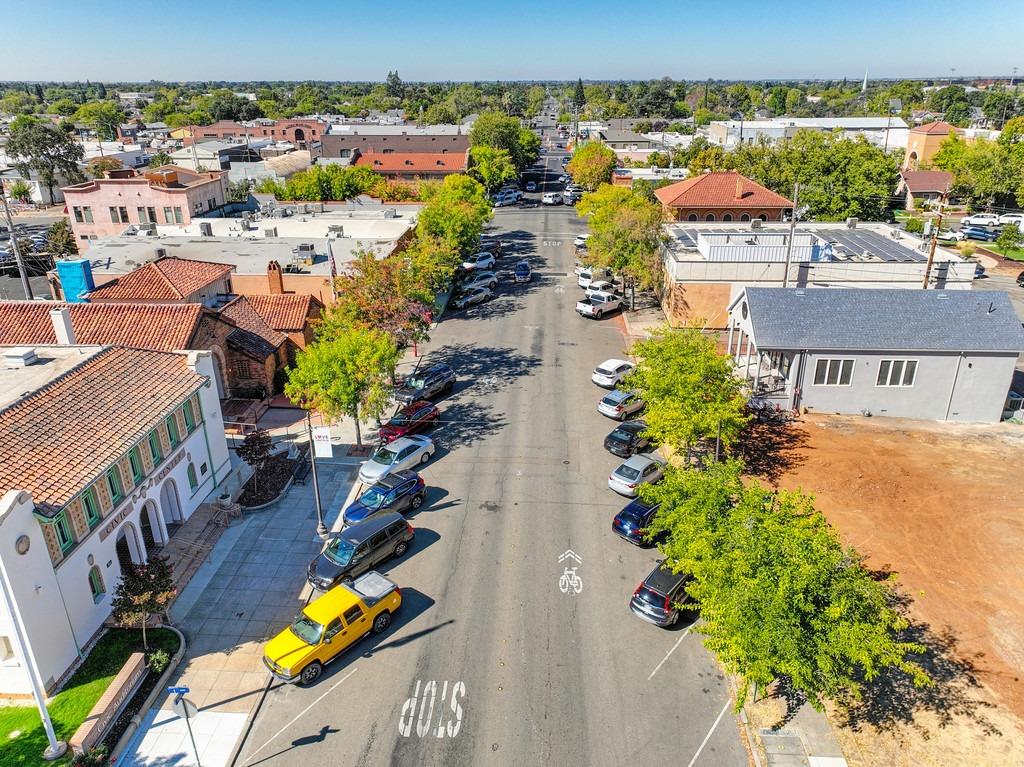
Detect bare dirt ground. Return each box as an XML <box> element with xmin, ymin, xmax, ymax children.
<box><xmin>739</xmin><ymin>414</ymin><xmax>1024</xmax><ymax>767</ymax></box>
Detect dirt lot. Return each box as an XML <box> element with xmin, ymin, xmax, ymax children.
<box><xmin>744</xmin><ymin>414</ymin><xmax>1024</xmax><ymax>766</ymax></box>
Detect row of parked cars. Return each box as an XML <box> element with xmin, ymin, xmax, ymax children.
<box><xmin>452</xmin><ymin>237</ymin><xmax>532</xmax><ymax>309</ymax></box>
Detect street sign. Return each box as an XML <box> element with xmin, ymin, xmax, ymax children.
<box><xmin>167</xmin><ymin>686</ymin><xmax>189</xmax><ymax>695</ymax></box>
<box><xmin>171</xmin><ymin>696</ymin><xmax>199</xmax><ymax>720</ymax></box>
<box><xmin>312</xmin><ymin>426</ymin><xmax>333</xmax><ymax>458</ymax></box>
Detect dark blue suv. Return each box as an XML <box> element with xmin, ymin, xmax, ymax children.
<box><xmin>342</xmin><ymin>470</ymin><xmax>426</xmax><ymax>526</ymax></box>
<box><xmin>612</xmin><ymin>499</ymin><xmax>659</xmax><ymax>545</ymax></box>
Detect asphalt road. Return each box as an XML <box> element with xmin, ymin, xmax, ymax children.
<box><xmin>234</xmin><ymin>121</ymin><xmax>747</xmax><ymax>767</ymax></box>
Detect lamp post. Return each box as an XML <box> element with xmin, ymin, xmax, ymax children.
<box><xmin>1000</xmin><ymin>67</ymin><xmax>1018</xmax><ymax>128</ymax></box>
<box><xmin>305</xmin><ymin>410</ymin><xmax>328</xmax><ymax>539</ymax></box>
<box><xmin>883</xmin><ymin>98</ymin><xmax>902</xmax><ymax>154</ymax></box>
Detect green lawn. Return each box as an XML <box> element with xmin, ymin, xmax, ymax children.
<box><xmin>984</xmin><ymin>243</ymin><xmax>1024</xmax><ymax>262</ymax></box>
<box><xmin>0</xmin><ymin>628</ymin><xmax>178</xmax><ymax>765</ymax></box>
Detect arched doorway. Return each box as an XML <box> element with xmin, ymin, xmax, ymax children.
<box><xmin>115</xmin><ymin>522</ymin><xmax>145</xmax><ymax>570</ymax></box>
<box><xmin>139</xmin><ymin>500</ymin><xmax>166</xmax><ymax>553</ymax></box>
<box><xmin>160</xmin><ymin>479</ymin><xmax>184</xmax><ymax>536</ymax></box>
<box><xmin>293</xmin><ymin>128</ymin><xmax>306</xmax><ymax>148</ymax></box>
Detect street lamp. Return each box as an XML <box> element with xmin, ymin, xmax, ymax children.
<box><xmin>883</xmin><ymin>98</ymin><xmax>902</xmax><ymax>153</ymax></box>
<box><xmin>1000</xmin><ymin>66</ymin><xmax>1018</xmax><ymax>128</ymax></box>
<box><xmin>304</xmin><ymin>410</ymin><xmax>328</xmax><ymax>539</ymax></box>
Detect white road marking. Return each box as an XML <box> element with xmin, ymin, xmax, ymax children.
<box><xmin>647</xmin><ymin>628</ymin><xmax>690</xmax><ymax>680</ymax></box>
<box><xmin>399</xmin><ymin>679</ymin><xmax>466</xmax><ymax>738</ymax></box>
<box><xmin>685</xmin><ymin>699</ymin><xmax>732</xmax><ymax>767</ymax></box>
<box><xmin>243</xmin><ymin>667</ymin><xmax>358</xmax><ymax>762</ymax></box>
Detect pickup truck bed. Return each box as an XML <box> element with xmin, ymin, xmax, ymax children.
<box><xmin>576</xmin><ymin>291</ymin><xmax>623</xmax><ymax>318</ymax></box>
<box><xmin>344</xmin><ymin>571</ymin><xmax>399</xmax><ymax>608</ymax></box>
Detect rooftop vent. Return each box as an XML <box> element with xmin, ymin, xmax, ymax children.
<box><xmin>846</xmin><ymin>217</ymin><xmax>859</xmax><ymax>229</ymax></box>
<box><xmin>4</xmin><ymin>347</ymin><xmax>38</xmax><ymax>368</ymax></box>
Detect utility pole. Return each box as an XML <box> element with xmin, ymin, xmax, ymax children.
<box><xmin>0</xmin><ymin>193</ymin><xmax>34</xmax><ymax>299</ymax></box>
<box><xmin>922</xmin><ymin>192</ymin><xmax>947</xmax><ymax>289</ymax></box>
<box><xmin>305</xmin><ymin>410</ymin><xmax>328</xmax><ymax>539</ymax></box>
<box><xmin>1000</xmin><ymin>67</ymin><xmax>1018</xmax><ymax>128</ymax></box>
<box><xmin>782</xmin><ymin>182</ymin><xmax>800</xmax><ymax>288</ymax></box>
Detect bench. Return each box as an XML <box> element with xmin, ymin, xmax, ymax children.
<box><xmin>293</xmin><ymin>453</ymin><xmax>312</xmax><ymax>485</ymax></box>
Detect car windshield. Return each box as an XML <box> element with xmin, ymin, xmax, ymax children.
<box><xmin>387</xmin><ymin>413</ymin><xmax>409</xmax><ymax>426</ymax></box>
<box><xmin>635</xmin><ymin>586</ymin><xmax>666</xmax><ymax>607</ymax></box>
<box><xmin>323</xmin><ymin>537</ymin><xmax>356</xmax><ymax>566</ymax></box>
<box><xmin>602</xmin><ymin>392</ymin><xmax>626</xmax><ymax>405</ymax></box>
<box><xmin>596</xmin><ymin>367</ymin><xmax>614</xmax><ymax>376</ymax></box>
<box><xmin>616</xmin><ymin>465</ymin><xmax>641</xmax><ymax>481</ymax></box>
<box><xmin>372</xmin><ymin>446</ymin><xmax>398</xmax><ymax>465</ymax></box>
<box><xmin>516</xmin><ymin>265</ymin><xmax>529</xmax><ymax>273</ymax></box>
<box><xmin>357</xmin><ymin>485</ymin><xmax>388</xmax><ymax>508</ymax></box>
<box><xmin>608</xmin><ymin>428</ymin><xmax>632</xmax><ymax>442</ymax></box>
<box><xmin>289</xmin><ymin>614</ymin><xmax>324</xmax><ymax>645</ymax></box>
<box><xmin>405</xmin><ymin>377</ymin><xmax>425</xmax><ymax>389</ymax></box>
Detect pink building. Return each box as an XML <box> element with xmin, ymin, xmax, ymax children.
<box><xmin>62</xmin><ymin>166</ymin><xmax>228</xmax><ymax>249</ymax></box>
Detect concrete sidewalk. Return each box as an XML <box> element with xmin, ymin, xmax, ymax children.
<box><xmin>116</xmin><ymin>461</ymin><xmax>358</xmax><ymax>767</ymax></box>
<box><xmin>757</xmin><ymin>704</ymin><xmax>848</xmax><ymax>767</ymax></box>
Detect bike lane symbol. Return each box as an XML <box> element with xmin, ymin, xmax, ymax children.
<box><xmin>558</xmin><ymin>550</ymin><xmax>583</xmax><ymax>594</ymax></box>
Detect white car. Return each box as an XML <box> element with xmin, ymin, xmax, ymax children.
<box><xmin>358</xmin><ymin>435</ymin><xmax>435</xmax><ymax>485</ymax></box>
<box><xmin>936</xmin><ymin>229</ymin><xmax>964</xmax><ymax>242</ymax></box>
<box><xmin>574</xmin><ymin>234</ymin><xmax>590</xmax><ymax>248</ymax></box>
<box><xmin>542</xmin><ymin>192</ymin><xmax>563</xmax><ymax>205</ymax></box>
<box><xmin>998</xmin><ymin>213</ymin><xmax>1024</xmax><ymax>227</ymax></box>
<box><xmin>597</xmin><ymin>389</ymin><xmax>645</xmax><ymax>420</ymax></box>
<box><xmin>592</xmin><ymin>359</ymin><xmax>635</xmax><ymax>388</ymax></box>
<box><xmin>459</xmin><ymin>270</ymin><xmax>498</xmax><ymax>292</ymax></box>
<box><xmin>525</xmin><ymin>181</ymin><xmax>537</xmax><ymax>192</ymax></box>
<box><xmin>585</xmin><ymin>280</ymin><xmax>619</xmax><ymax>299</ymax></box>
<box><xmin>462</xmin><ymin>252</ymin><xmax>497</xmax><ymax>271</ymax></box>
<box><xmin>558</xmin><ymin>174</ymin><xmax>570</xmax><ymax>184</ymax></box>
<box><xmin>453</xmin><ymin>286</ymin><xmax>493</xmax><ymax>309</ymax></box>
<box><xmin>608</xmin><ymin>455</ymin><xmax>665</xmax><ymax>497</ymax></box>
<box><xmin>578</xmin><ymin>267</ymin><xmax>613</xmax><ymax>289</ymax></box>
<box><xmin>960</xmin><ymin>213</ymin><xmax>1001</xmax><ymax>228</ymax></box>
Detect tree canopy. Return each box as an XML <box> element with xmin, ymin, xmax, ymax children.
<box><xmin>566</xmin><ymin>142</ymin><xmax>618</xmax><ymax>190</ymax></box>
<box><xmin>469</xmin><ymin>111</ymin><xmax>540</xmax><ymax>171</ymax></box>
<box><xmin>576</xmin><ymin>185</ymin><xmax>665</xmax><ymax>289</ymax></box>
<box><xmin>5</xmin><ymin>121</ymin><xmax>85</xmax><ymax>202</ymax></box>
<box><xmin>415</xmin><ymin>174</ymin><xmax>492</xmax><ymax>257</ymax></box>
<box><xmin>468</xmin><ymin>145</ymin><xmax>517</xmax><ymax>192</ymax></box>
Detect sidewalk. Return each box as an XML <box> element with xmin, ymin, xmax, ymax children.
<box><xmin>116</xmin><ymin>460</ymin><xmax>358</xmax><ymax>767</ymax></box>
<box><xmin>755</xmin><ymin>703</ymin><xmax>848</xmax><ymax>767</ymax></box>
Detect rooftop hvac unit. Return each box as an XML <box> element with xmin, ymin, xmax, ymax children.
<box><xmin>846</xmin><ymin>217</ymin><xmax>859</xmax><ymax>229</ymax></box>
<box><xmin>155</xmin><ymin>247</ymin><xmax>168</xmax><ymax>258</ymax></box>
<box><xmin>199</xmin><ymin>222</ymin><xmax>213</xmax><ymax>236</ymax></box>
<box><xmin>264</xmin><ymin>227</ymin><xmax>278</xmax><ymax>238</ymax></box>
<box><xmin>750</xmin><ymin>219</ymin><xmax>763</xmax><ymax>229</ymax></box>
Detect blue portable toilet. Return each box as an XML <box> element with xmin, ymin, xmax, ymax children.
<box><xmin>55</xmin><ymin>259</ymin><xmax>95</xmax><ymax>303</ymax></box>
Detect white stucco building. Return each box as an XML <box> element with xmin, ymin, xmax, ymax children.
<box><xmin>0</xmin><ymin>344</ymin><xmax>230</xmax><ymax>697</ymax></box>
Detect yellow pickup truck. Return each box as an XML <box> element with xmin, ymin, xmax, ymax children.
<box><xmin>263</xmin><ymin>571</ymin><xmax>401</xmax><ymax>684</ymax></box>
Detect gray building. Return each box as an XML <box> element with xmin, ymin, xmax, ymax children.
<box><xmin>318</xmin><ymin>125</ymin><xmax>471</xmax><ymax>159</ymax></box>
<box><xmin>727</xmin><ymin>287</ymin><xmax>1024</xmax><ymax>423</ymax></box>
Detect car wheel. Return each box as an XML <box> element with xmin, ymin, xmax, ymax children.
<box><xmin>594</xmin><ymin>310</ymin><xmax>603</xmax><ymax>319</ymax></box>
<box><xmin>443</xmin><ymin>380</ymin><xmax>454</xmax><ymax>393</ymax></box>
<box><xmin>300</xmin><ymin>661</ymin><xmax>323</xmax><ymax>685</ymax></box>
<box><xmin>393</xmin><ymin>539</ymin><xmax>409</xmax><ymax>557</ymax></box>
<box><xmin>420</xmin><ymin>451</ymin><xmax>430</xmax><ymax>465</ymax></box>
<box><xmin>411</xmin><ymin>493</ymin><xmax>424</xmax><ymax>509</ymax></box>
<box><xmin>372</xmin><ymin>611</ymin><xmax>392</xmax><ymax>634</ymax></box>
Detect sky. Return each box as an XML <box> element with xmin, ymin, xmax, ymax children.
<box><xmin>3</xmin><ymin>0</ymin><xmax>1019</xmax><ymax>83</ymax></box>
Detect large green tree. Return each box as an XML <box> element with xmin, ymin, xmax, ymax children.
<box><xmin>415</xmin><ymin>174</ymin><xmax>492</xmax><ymax>257</ymax></box>
<box><xmin>468</xmin><ymin>145</ymin><xmax>517</xmax><ymax>192</ymax></box>
<box><xmin>566</xmin><ymin>142</ymin><xmax>618</xmax><ymax>190</ymax></box>
<box><xmin>5</xmin><ymin>121</ymin><xmax>85</xmax><ymax>203</ymax></box>
<box><xmin>75</xmin><ymin>100</ymin><xmax>126</xmax><ymax>141</ymax></box>
<box><xmin>469</xmin><ymin>111</ymin><xmax>539</xmax><ymax>171</ymax></box>
<box><xmin>576</xmin><ymin>185</ymin><xmax>665</xmax><ymax>289</ymax></box>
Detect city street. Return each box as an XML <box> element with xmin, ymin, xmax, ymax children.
<box><xmin>234</xmin><ymin>134</ymin><xmax>748</xmax><ymax>767</ymax></box>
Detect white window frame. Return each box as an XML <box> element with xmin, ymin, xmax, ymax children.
<box><xmin>813</xmin><ymin>358</ymin><xmax>855</xmax><ymax>387</ymax></box>
<box><xmin>875</xmin><ymin>359</ymin><xmax>918</xmax><ymax>388</ymax></box>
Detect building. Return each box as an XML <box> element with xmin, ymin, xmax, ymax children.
<box><xmin>654</xmin><ymin>171</ymin><xmax>793</xmax><ymax>223</ymax></box>
<box><xmin>228</xmin><ymin>293</ymin><xmax>322</xmax><ymax>350</ymax></box>
<box><xmin>228</xmin><ymin>150</ymin><xmax>312</xmax><ymax>186</ymax></box>
<box><xmin>597</xmin><ymin>129</ymin><xmax>660</xmax><ymax>150</ymax></box>
<box><xmin>611</xmin><ymin>167</ymin><xmax>688</xmax><ymax>187</ymax></box>
<box><xmin>354</xmin><ymin>151</ymin><xmax>467</xmax><ymax>180</ymax></box>
<box><xmin>709</xmin><ymin>117</ymin><xmax>909</xmax><ymax>150</ymax></box>
<box><xmin>897</xmin><ymin>169</ymin><xmax>954</xmax><ymax>210</ymax></box>
<box><xmin>726</xmin><ymin>287</ymin><xmax>1024</xmax><ymax>423</ymax></box>
<box><xmin>168</xmin><ymin>140</ymin><xmax>269</xmax><ymax>172</ymax></box>
<box><xmin>0</xmin><ymin>344</ymin><xmax>230</xmax><ymax>697</ymax></box>
<box><xmin>660</xmin><ymin>221</ymin><xmax>973</xmax><ymax>327</ymax></box>
<box><xmin>318</xmin><ymin>125</ymin><xmax>471</xmax><ymax>160</ymax></box>
<box><xmin>903</xmin><ymin>121</ymin><xmax>959</xmax><ymax>170</ymax></box>
<box><xmin>182</xmin><ymin>119</ymin><xmax>325</xmax><ymax>151</ymax></box>
<box><xmin>82</xmin><ymin>257</ymin><xmax>233</xmax><ymax>307</ymax></box>
<box><xmin>61</xmin><ymin>166</ymin><xmax>228</xmax><ymax>249</ymax></box>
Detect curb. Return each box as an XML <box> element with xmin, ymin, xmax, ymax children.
<box><xmin>227</xmin><ymin>674</ymin><xmax>274</xmax><ymax>767</ymax></box>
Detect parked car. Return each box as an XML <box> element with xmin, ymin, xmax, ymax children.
<box><xmin>608</xmin><ymin>454</ymin><xmax>665</xmax><ymax>496</ymax></box>
<box><xmin>343</xmin><ymin>470</ymin><xmax>426</xmax><ymax>526</ymax></box>
<box><xmin>453</xmin><ymin>286</ymin><xmax>493</xmax><ymax>309</ymax></box>
<box><xmin>458</xmin><ymin>270</ymin><xmax>498</xmax><ymax>293</ymax></box>
<box><xmin>542</xmin><ymin>192</ymin><xmax>563</xmax><ymax>205</ymax></box>
<box><xmin>358</xmin><ymin>435</ymin><xmax>435</xmax><ymax>485</ymax></box>
<box><xmin>563</xmin><ymin>190</ymin><xmax>582</xmax><ymax>205</ymax></box>
<box><xmin>307</xmin><ymin>512</ymin><xmax>414</xmax><ymax>591</ymax></box>
<box><xmin>592</xmin><ymin>358</ymin><xmax>634</xmax><ymax>388</ymax></box>
<box><xmin>378</xmin><ymin>400</ymin><xmax>440</xmax><ymax>443</ymax></box>
<box><xmin>961</xmin><ymin>213</ymin><xmax>1001</xmax><ymax>228</ymax></box>
<box><xmin>604</xmin><ymin>420</ymin><xmax>650</xmax><ymax>458</ymax></box>
<box><xmin>525</xmin><ymin>181</ymin><xmax>537</xmax><ymax>192</ymax></box>
<box><xmin>597</xmin><ymin>389</ymin><xmax>645</xmax><ymax>420</ymax></box>
<box><xmin>574</xmin><ymin>234</ymin><xmax>590</xmax><ymax>248</ymax></box>
<box><xmin>998</xmin><ymin>213</ymin><xmax>1024</xmax><ymax>227</ymax></box>
<box><xmin>576</xmin><ymin>291</ymin><xmax>623</xmax><ymax>319</ymax></box>
<box><xmin>936</xmin><ymin>229</ymin><xmax>964</xmax><ymax>242</ymax></box>
<box><xmin>480</xmin><ymin>237</ymin><xmax>504</xmax><ymax>256</ymax></box>
<box><xmin>630</xmin><ymin>562</ymin><xmax>693</xmax><ymax>627</ymax></box>
<box><xmin>394</xmin><ymin>364</ymin><xmax>455</xmax><ymax>403</ymax></box>
<box><xmin>462</xmin><ymin>252</ymin><xmax>497</xmax><ymax>271</ymax></box>
<box><xmin>513</xmin><ymin>260</ymin><xmax>532</xmax><ymax>282</ymax></box>
<box><xmin>492</xmin><ymin>192</ymin><xmax>517</xmax><ymax>207</ymax></box>
<box><xmin>612</xmin><ymin>499</ymin><xmax>660</xmax><ymax>545</ymax></box>
<box><xmin>1017</xmin><ymin>270</ymin><xmax>1024</xmax><ymax>287</ymax></box>
<box><xmin>578</xmin><ymin>267</ymin><xmax>613</xmax><ymax>289</ymax></box>
<box><xmin>585</xmin><ymin>280</ymin><xmax>620</xmax><ymax>299</ymax></box>
<box><xmin>558</xmin><ymin>174</ymin><xmax>570</xmax><ymax>184</ymax></box>
<box><xmin>266</xmin><ymin>571</ymin><xmax>402</xmax><ymax>683</ymax></box>
<box><xmin>961</xmin><ymin>226</ymin><xmax>998</xmax><ymax>242</ymax></box>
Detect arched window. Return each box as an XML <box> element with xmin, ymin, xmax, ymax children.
<box><xmin>687</xmin><ymin>214</ymin><xmax>698</xmax><ymax>222</ymax></box>
<box><xmin>723</xmin><ymin>214</ymin><xmax>733</xmax><ymax>222</ymax></box>
<box><xmin>740</xmin><ymin>213</ymin><xmax>750</xmax><ymax>222</ymax></box>
<box><xmin>88</xmin><ymin>565</ymin><xmax>105</xmax><ymax>603</ymax></box>
<box><xmin>187</xmin><ymin>463</ymin><xmax>198</xmax><ymax>491</ymax></box>
<box><xmin>705</xmin><ymin>213</ymin><xmax>716</xmax><ymax>222</ymax></box>
<box><xmin>758</xmin><ymin>214</ymin><xmax>768</xmax><ymax>221</ymax></box>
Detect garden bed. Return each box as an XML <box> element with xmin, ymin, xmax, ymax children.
<box><xmin>237</xmin><ymin>452</ymin><xmax>296</xmax><ymax>507</ymax></box>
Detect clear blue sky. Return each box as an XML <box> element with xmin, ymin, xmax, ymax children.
<box><xmin>6</xmin><ymin>0</ymin><xmax>1018</xmax><ymax>82</ymax></box>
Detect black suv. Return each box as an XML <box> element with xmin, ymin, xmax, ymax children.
<box><xmin>603</xmin><ymin>420</ymin><xmax>649</xmax><ymax>458</ymax></box>
<box><xmin>307</xmin><ymin>512</ymin><xmax>414</xmax><ymax>591</ymax></box>
<box><xmin>394</xmin><ymin>364</ymin><xmax>455</xmax><ymax>403</ymax></box>
<box><xmin>629</xmin><ymin>562</ymin><xmax>693</xmax><ymax>627</ymax></box>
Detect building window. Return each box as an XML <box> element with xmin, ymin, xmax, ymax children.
<box><xmin>166</xmin><ymin>415</ymin><xmax>181</xmax><ymax>448</ymax></box>
<box><xmin>106</xmin><ymin>467</ymin><xmax>124</xmax><ymax>503</ymax></box>
<box><xmin>187</xmin><ymin>463</ymin><xmax>198</xmax><ymax>491</ymax></box>
<box><xmin>813</xmin><ymin>358</ymin><xmax>854</xmax><ymax>386</ymax></box>
<box><xmin>173</xmin><ymin>206</ymin><xmax>184</xmax><ymax>224</ymax></box>
<box><xmin>137</xmin><ymin>206</ymin><xmax>158</xmax><ymax>224</ymax></box>
<box><xmin>73</xmin><ymin>206</ymin><xmax>84</xmax><ymax>223</ymax></box>
<box><xmin>128</xmin><ymin>447</ymin><xmax>144</xmax><ymax>484</ymax></box>
<box><xmin>54</xmin><ymin>514</ymin><xmax>74</xmax><ymax>553</ymax></box>
<box><xmin>705</xmin><ymin>213</ymin><xmax>716</xmax><ymax>221</ymax></box>
<box><xmin>163</xmin><ymin>206</ymin><xmax>173</xmax><ymax>223</ymax></box>
<box><xmin>82</xmin><ymin>486</ymin><xmax>101</xmax><ymax>528</ymax></box>
<box><xmin>88</xmin><ymin>566</ymin><xmax>105</xmax><ymax>603</ymax></box>
<box><xmin>83</xmin><ymin>206</ymin><xmax>93</xmax><ymax>223</ymax></box>
<box><xmin>876</xmin><ymin>359</ymin><xmax>917</xmax><ymax>387</ymax></box>
<box><xmin>109</xmin><ymin>206</ymin><xmax>130</xmax><ymax>224</ymax></box>
<box><xmin>149</xmin><ymin>430</ymin><xmax>163</xmax><ymax>464</ymax></box>
<box><xmin>208</xmin><ymin>198</ymin><xmax>216</xmax><ymax>210</ymax></box>
<box><xmin>687</xmin><ymin>214</ymin><xmax>698</xmax><ymax>222</ymax></box>
<box><xmin>740</xmin><ymin>213</ymin><xmax>750</xmax><ymax>222</ymax></box>
<box><xmin>236</xmin><ymin>359</ymin><xmax>252</xmax><ymax>378</ymax></box>
<box><xmin>182</xmin><ymin>400</ymin><xmax>196</xmax><ymax>432</ymax></box>
<box><xmin>723</xmin><ymin>214</ymin><xmax>733</xmax><ymax>222</ymax></box>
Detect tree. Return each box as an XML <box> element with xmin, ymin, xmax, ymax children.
<box><xmin>385</xmin><ymin>70</ymin><xmax>405</xmax><ymax>99</ymax></box>
<box><xmin>469</xmin><ymin>111</ymin><xmax>539</xmax><ymax>171</ymax></box>
<box><xmin>110</xmin><ymin>556</ymin><xmax>176</xmax><ymax>650</ymax></box>
<box><xmin>50</xmin><ymin>97</ymin><xmax>78</xmax><ymax>116</ymax></box>
<box><xmin>7</xmin><ymin>179</ymin><xmax>32</xmax><ymax>203</ymax></box>
<box><xmin>86</xmin><ymin>156</ymin><xmax>123</xmax><ymax>179</ymax></box>
<box><xmin>148</xmin><ymin>150</ymin><xmax>172</xmax><ymax>168</ymax></box>
<box><xmin>416</xmin><ymin>174</ymin><xmax>492</xmax><ymax>257</ymax></box>
<box><xmin>33</xmin><ymin>83</ymin><xmax>44</xmax><ymax>103</ymax></box>
<box><xmin>468</xmin><ymin>145</ymin><xmax>517</xmax><ymax>192</ymax></box>
<box><xmin>46</xmin><ymin>218</ymin><xmax>78</xmax><ymax>257</ymax></box>
<box><xmin>573</xmin><ymin>78</ymin><xmax>586</xmax><ymax>110</ymax></box>
<box><xmin>576</xmin><ymin>185</ymin><xmax>665</xmax><ymax>290</ymax></box>
<box><xmin>285</xmin><ymin>328</ymin><xmax>400</xmax><ymax>447</ymax></box>
<box><xmin>236</xmin><ymin>428</ymin><xmax>273</xmax><ymax>495</ymax></box>
<box><xmin>5</xmin><ymin>121</ymin><xmax>85</xmax><ymax>203</ymax></box>
<box><xmin>566</xmin><ymin>142</ymin><xmax>617</xmax><ymax>190</ymax></box>
<box><xmin>624</xmin><ymin>326</ymin><xmax>748</xmax><ymax>457</ymax></box>
<box><xmin>75</xmin><ymin>101</ymin><xmax>126</xmax><ymax>141</ymax></box>
<box><xmin>227</xmin><ymin>178</ymin><xmax>253</xmax><ymax>202</ymax></box>
<box><xmin>996</xmin><ymin>223</ymin><xmax>1023</xmax><ymax>253</ymax></box>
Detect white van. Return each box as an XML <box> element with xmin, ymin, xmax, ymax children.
<box><xmin>578</xmin><ymin>267</ymin><xmax>613</xmax><ymax>289</ymax></box>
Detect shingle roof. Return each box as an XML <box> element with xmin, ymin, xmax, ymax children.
<box><xmin>654</xmin><ymin>171</ymin><xmax>793</xmax><ymax>209</ymax></box>
<box><xmin>900</xmin><ymin>169</ymin><xmax>953</xmax><ymax>194</ymax></box>
<box><xmin>0</xmin><ymin>302</ymin><xmax>205</xmax><ymax>350</ymax></box>
<box><xmin>0</xmin><ymin>347</ymin><xmax>205</xmax><ymax>514</ymax></box>
<box><xmin>218</xmin><ymin>296</ymin><xmax>287</xmax><ymax>347</ymax></box>
<box><xmin>910</xmin><ymin>121</ymin><xmax>958</xmax><ymax>135</ymax></box>
<box><xmin>85</xmin><ymin>257</ymin><xmax>233</xmax><ymax>301</ymax></box>
<box><xmin>226</xmin><ymin>328</ymin><xmax>278</xmax><ymax>360</ymax></box>
<box><xmin>241</xmin><ymin>293</ymin><xmax>320</xmax><ymax>331</ymax></box>
<box><xmin>354</xmin><ymin>152</ymin><xmax>467</xmax><ymax>172</ymax></box>
<box><xmin>743</xmin><ymin>288</ymin><xmax>1024</xmax><ymax>353</ymax></box>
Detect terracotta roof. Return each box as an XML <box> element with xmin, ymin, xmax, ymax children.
<box><xmin>910</xmin><ymin>121</ymin><xmax>958</xmax><ymax>135</ymax></box>
<box><xmin>354</xmin><ymin>152</ymin><xmax>467</xmax><ymax>172</ymax></box>
<box><xmin>219</xmin><ymin>296</ymin><xmax>287</xmax><ymax>349</ymax></box>
<box><xmin>242</xmin><ymin>293</ymin><xmax>321</xmax><ymax>331</ymax></box>
<box><xmin>654</xmin><ymin>171</ymin><xmax>793</xmax><ymax>209</ymax></box>
<box><xmin>0</xmin><ymin>347</ymin><xmax>205</xmax><ymax>514</ymax></box>
<box><xmin>0</xmin><ymin>302</ymin><xmax>206</xmax><ymax>350</ymax></box>
<box><xmin>900</xmin><ymin>169</ymin><xmax>953</xmax><ymax>194</ymax></box>
<box><xmin>85</xmin><ymin>257</ymin><xmax>233</xmax><ymax>301</ymax></box>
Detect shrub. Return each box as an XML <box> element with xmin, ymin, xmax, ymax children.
<box><xmin>904</xmin><ymin>217</ymin><xmax>925</xmax><ymax>234</ymax></box>
<box><xmin>960</xmin><ymin>242</ymin><xmax>977</xmax><ymax>257</ymax></box>
<box><xmin>147</xmin><ymin>648</ymin><xmax>170</xmax><ymax>674</ymax></box>
<box><xmin>72</xmin><ymin>745</ymin><xmax>109</xmax><ymax>767</ymax></box>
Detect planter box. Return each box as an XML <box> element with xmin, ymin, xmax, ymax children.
<box><xmin>69</xmin><ymin>653</ymin><xmax>147</xmax><ymax>755</ymax></box>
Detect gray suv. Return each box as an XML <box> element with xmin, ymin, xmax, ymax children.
<box><xmin>629</xmin><ymin>562</ymin><xmax>693</xmax><ymax>627</ymax></box>
<box><xmin>307</xmin><ymin>512</ymin><xmax>415</xmax><ymax>591</ymax></box>
<box><xmin>394</xmin><ymin>364</ymin><xmax>455</xmax><ymax>404</ymax></box>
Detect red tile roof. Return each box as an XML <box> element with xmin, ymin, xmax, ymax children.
<box><xmin>910</xmin><ymin>121</ymin><xmax>958</xmax><ymax>135</ymax></box>
<box><xmin>242</xmin><ymin>294</ymin><xmax>321</xmax><ymax>331</ymax></box>
<box><xmin>654</xmin><ymin>171</ymin><xmax>793</xmax><ymax>209</ymax></box>
<box><xmin>354</xmin><ymin>152</ymin><xmax>467</xmax><ymax>172</ymax></box>
<box><xmin>85</xmin><ymin>257</ymin><xmax>233</xmax><ymax>301</ymax></box>
<box><xmin>0</xmin><ymin>302</ymin><xmax>206</xmax><ymax>350</ymax></box>
<box><xmin>0</xmin><ymin>347</ymin><xmax>205</xmax><ymax>513</ymax></box>
<box><xmin>900</xmin><ymin>169</ymin><xmax>953</xmax><ymax>194</ymax></box>
<box><xmin>219</xmin><ymin>296</ymin><xmax>287</xmax><ymax>348</ymax></box>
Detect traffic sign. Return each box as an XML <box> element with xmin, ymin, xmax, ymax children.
<box><xmin>167</xmin><ymin>686</ymin><xmax>190</xmax><ymax>695</ymax></box>
<box><xmin>171</xmin><ymin>696</ymin><xmax>199</xmax><ymax>720</ymax></box>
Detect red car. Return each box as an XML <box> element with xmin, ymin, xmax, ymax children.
<box><xmin>378</xmin><ymin>400</ymin><xmax>440</xmax><ymax>444</ymax></box>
